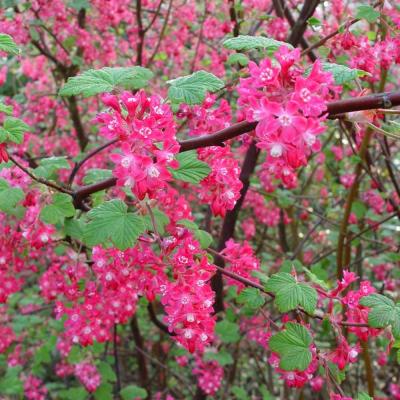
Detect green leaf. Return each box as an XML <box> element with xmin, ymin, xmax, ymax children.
<box><xmin>319</xmin><ymin>63</ymin><xmax>369</xmax><ymax>85</ymax></box>
<box><xmin>0</xmin><ymin>117</ymin><xmax>29</xmax><ymax>144</ymax></box>
<box><xmin>175</xmin><ymin>218</ymin><xmax>212</xmax><ymax>248</ymax></box>
<box><xmin>203</xmin><ymin>350</ymin><xmax>234</xmax><ymax>366</ymax></box>
<box><xmin>226</xmin><ymin>53</ymin><xmax>249</xmax><ymax>67</ymax></box>
<box><xmin>307</xmin><ymin>17</ymin><xmax>321</xmax><ymax>27</ymax></box>
<box><xmin>231</xmin><ymin>386</ymin><xmax>249</xmax><ymax>400</ymax></box>
<box><xmin>64</xmin><ymin>218</ymin><xmax>84</xmax><ymax>240</ymax></box>
<box><xmin>94</xmin><ymin>383</ymin><xmax>113</xmax><ymax>400</ymax></box>
<box><xmin>303</xmin><ymin>267</ymin><xmax>329</xmax><ymax>291</ymax></box>
<box><xmin>98</xmin><ymin>361</ymin><xmax>116</xmax><ymax>383</ymax></box>
<box><xmin>269</xmin><ymin>322</ymin><xmax>313</xmax><ymax>371</ymax></box>
<box><xmin>35</xmin><ymin>156</ymin><xmax>71</xmax><ymax>179</ymax></box>
<box><xmin>0</xmin><ymin>33</ymin><xmax>20</xmax><ymax>55</ymax></box>
<box><xmin>143</xmin><ymin>208</ymin><xmax>170</xmax><ymax>235</ymax></box>
<box><xmin>0</xmin><ymin>181</ymin><xmax>24</xmax><ymax>213</ymax></box>
<box><xmin>355</xmin><ymin>5</ymin><xmax>380</xmax><ymax>23</ymax></box>
<box><xmin>83</xmin><ymin>168</ymin><xmax>113</xmax><ymax>184</ymax></box>
<box><xmin>237</xmin><ymin>288</ymin><xmax>265</xmax><ymax>309</ymax></box>
<box><xmin>120</xmin><ymin>385</ymin><xmax>148</xmax><ymax>400</ymax></box>
<box><xmin>0</xmin><ymin>367</ymin><xmax>23</xmax><ymax>396</ymax></box>
<box><xmin>68</xmin><ymin>0</ymin><xmax>90</xmax><ymax>10</ymax></box>
<box><xmin>275</xmin><ymin>188</ymin><xmax>295</xmax><ymax>208</ymax></box>
<box><xmin>357</xmin><ymin>393</ymin><xmax>373</xmax><ymax>400</ymax></box>
<box><xmin>57</xmin><ymin>387</ymin><xmax>88</xmax><ymax>400</ymax></box>
<box><xmin>170</xmin><ymin>150</ymin><xmax>211</xmax><ymax>183</ymax></box>
<box><xmin>167</xmin><ymin>70</ymin><xmax>224</xmax><ymax>105</ymax></box>
<box><xmin>67</xmin><ymin>346</ymin><xmax>84</xmax><ymax>364</ymax></box>
<box><xmin>265</xmin><ymin>272</ymin><xmax>318</xmax><ymax>314</ymax></box>
<box><xmin>0</xmin><ymin>102</ymin><xmax>13</xmax><ymax>115</ymax></box>
<box><xmin>216</xmin><ymin>320</ymin><xmax>241</xmax><ymax>343</ymax></box>
<box><xmin>33</xmin><ymin>343</ymin><xmax>52</xmax><ymax>365</ymax></box>
<box><xmin>280</xmin><ymin>259</ymin><xmax>304</xmax><ymax>273</ymax></box>
<box><xmin>194</xmin><ymin>229</ymin><xmax>213</xmax><ymax>249</ymax></box>
<box><xmin>83</xmin><ymin>199</ymin><xmax>145</xmax><ymax>250</ymax></box>
<box><xmin>360</xmin><ymin>294</ymin><xmax>400</xmax><ymax>337</ymax></box>
<box><xmin>259</xmin><ymin>386</ymin><xmax>275</xmax><ymax>400</ymax></box>
<box><xmin>223</xmin><ymin>35</ymin><xmax>293</xmax><ymax>52</ymax></box>
<box><xmin>352</xmin><ymin>201</ymin><xmax>367</xmax><ymax>219</ymax></box>
<box><xmin>176</xmin><ymin>218</ymin><xmax>199</xmax><ymax>230</ymax></box>
<box><xmin>59</xmin><ymin>66</ymin><xmax>154</xmax><ymax>97</ymax></box>
<box><xmin>40</xmin><ymin>193</ymin><xmax>75</xmax><ymax>224</ymax></box>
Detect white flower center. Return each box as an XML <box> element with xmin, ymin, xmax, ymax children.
<box><xmin>121</xmin><ymin>156</ymin><xmax>132</xmax><ymax>168</ymax></box>
<box><xmin>260</xmin><ymin>68</ymin><xmax>273</xmax><ymax>82</ymax></box>
<box><xmin>270</xmin><ymin>144</ymin><xmax>283</xmax><ymax>158</ymax></box>
<box><xmin>186</xmin><ymin>313</ymin><xmax>195</xmax><ymax>322</ymax></box>
<box><xmin>139</xmin><ymin>127</ymin><xmax>152</xmax><ymax>137</ymax></box>
<box><xmin>147</xmin><ymin>165</ymin><xmax>160</xmax><ymax>178</ymax></box>
<box><xmin>224</xmin><ymin>190</ymin><xmax>235</xmax><ymax>200</ymax></box>
<box><xmin>349</xmin><ymin>349</ymin><xmax>358</xmax><ymax>359</ymax></box>
<box><xmin>300</xmin><ymin>88</ymin><xmax>312</xmax><ymax>102</ymax></box>
<box><xmin>184</xmin><ymin>329</ymin><xmax>193</xmax><ymax>339</ymax></box>
<box><xmin>304</xmin><ymin>132</ymin><xmax>316</xmax><ymax>146</ymax></box>
<box><xmin>278</xmin><ymin>114</ymin><xmax>292</xmax><ymax>127</ymax></box>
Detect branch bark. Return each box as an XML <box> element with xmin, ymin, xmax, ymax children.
<box><xmin>71</xmin><ymin>92</ymin><xmax>400</xmax><ymax>208</ymax></box>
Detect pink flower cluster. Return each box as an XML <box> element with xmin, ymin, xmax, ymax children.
<box><xmin>96</xmin><ymin>90</ymin><xmax>180</xmax><ymax>200</ymax></box>
<box><xmin>24</xmin><ymin>375</ymin><xmax>48</xmax><ymax>400</ymax></box>
<box><xmin>54</xmin><ymin>243</ymin><xmax>167</xmax><ymax>346</ymax></box>
<box><xmin>75</xmin><ymin>362</ymin><xmax>101</xmax><ymax>392</ymax></box>
<box><xmin>161</xmin><ymin>232</ymin><xmax>216</xmax><ymax>353</ymax></box>
<box><xmin>0</xmin><ymin>325</ymin><xmax>15</xmax><ymax>353</ymax></box>
<box><xmin>238</xmin><ymin>47</ymin><xmax>339</xmax><ymax>188</ymax></box>
<box><xmin>193</xmin><ymin>356</ymin><xmax>224</xmax><ymax>396</ymax></box>
<box><xmin>197</xmin><ymin>146</ymin><xmax>243</xmax><ymax>216</ymax></box>
<box><xmin>221</xmin><ymin>239</ymin><xmax>260</xmax><ymax>292</ymax></box>
<box><xmin>178</xmin><ymin>96</ymin><xmax>243</xmax><ymax>217</ymax></box>
<box><xmin>268</xmin><ymin>328</ymin><xmax>318</xmax><ymax>388</ymax></box>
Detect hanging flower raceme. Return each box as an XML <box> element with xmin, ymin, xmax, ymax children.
<box><xmin>220</xmin><ymin>239</ymin><xmax>260</xmax><ymax>292</ymax></box>
<box><xmin>193</xmin><ymin>355</ymin><xmax>224</xmax><ymax>396</ymax></box>
<box><xmin>237</xmin><ymin>47</ymin><xmax>339</xmax><ymax>188</ymax></box>
<box><xmin>177</xmin><ymin>95</ymin><xmax>243</xmax><ymax>217</ymax></box>
<box><xmin>161</xmin><ymin>242</ymin><xmax>216</xmax><ymax>353</ymax></box>
<box><xmin>96</xmin><ymin>90</ymin><xmax>180</xmax><ymax>200</ymax></box>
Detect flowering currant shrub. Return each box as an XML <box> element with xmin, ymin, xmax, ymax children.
<box><xmin>0</xmin><ymin>1</ymin><xmax>400</xmax><ymax>399</ymax></box>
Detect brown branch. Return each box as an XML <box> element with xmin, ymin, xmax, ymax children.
<box><xmin>130</xmin><ymin>316</ymin><xmax>149</xmax><ymax>393</ymax></box>
<box><xmin>66</xmin><ymin>96</ymin><xmax>89</xmax><ymax>151</ymax></box>
<box><xmin>287</xmin><ymin>0</ymin><xmax>320</xmax><ymax>47</ymax></box>
<box><xmin>71</xmin><ymin>90</ymin><xmax>400</xmax><ymax>208</ymax></box>
<box><xmin>211</xmin><ymin>141</ymin><xmax>260</xmax><ymax>313</ymax></box>
<box><xmin>229</xmin><ymin>0</ymin><xmax>240</xmax><ymax>37</ymax></box>
<box><xmin>301</xmin><ymin>0</ymin><xmax>382</xmax><ymax>57</ymax></box>
<box><xmin>68</xmin><ymin>139</ymin><xmax>118</xmax><ymax>185</ymax></box>
<box><xmin>113</xmin><ymin>324</ymin><xmax>121</xmax><ymax>393</ymax></box>
<box><xmin>31</xmin><ymin>15</ymin><xmax>88</xmax><ymax>151</ymax></box>
<box><xmin>144</xmin><ymin>0</ymin><xmax>164</xmax><ymax>34</ymax></box>
<box><xmin>136</xmin><ymin>0</ymin><xmax>145</xmax><ymax>66</ymax></box>
<box><xmin>147</xmin><ymin>303</ymin><xmax>175</xmax><ymax>336</ymax></box>
<box><xmin>361</xmin><ymin>340</ymin><xmax>375</xmax><ymax>397</ymax></box>
<box><xmin>380</xmin><ymin>136</ymin><xmax>400</xmax><ymax>200</ymax></box>
<box><xmin>276</xmin><ymin>0</ymin><xmax>317</xmax><ymax>61</ymax></box>
<box><xmin>208</xmin><ymin>249</ymin><xmax>368</xmax><ymax>328</ymax></box>
<box><xmin>146</xmin><ymin>0</ymin><xmax>173</xmax><ymax>67</ymax></box>
<box><xmin>8</xmin><ymin>154</ymin><xmax>73</xmax><ymax>195</ymax></box>
<box><xmin>190</xmin><ymin>0</ymin><xmax>208</xmax><ymax>73</ymax></box>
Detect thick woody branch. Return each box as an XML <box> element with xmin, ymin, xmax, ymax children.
<box><xmin>287</xmin><ymin>0</ymin><xmax>320</xmax><ymax>47</ymax></box>
<box><xmin>71</xmin><ymin>91</ymin><xmax>400</xmax><ymax>208</ymax></box>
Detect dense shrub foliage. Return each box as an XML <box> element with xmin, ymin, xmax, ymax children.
<box><xmin>0</xmin><ymin>0</ymin><xmax>400</xmax><ymax>399</ymax></box>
